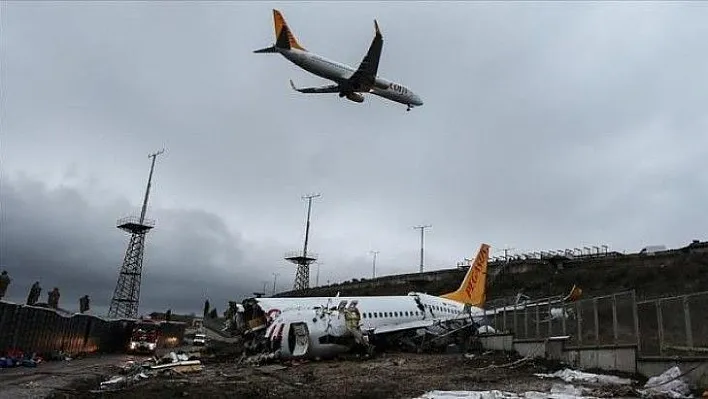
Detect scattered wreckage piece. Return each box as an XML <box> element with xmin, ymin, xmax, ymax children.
<box><xmin>96</xmin><ymin>351</ymin><xmax>203</xmax><ymax>392</ymax></box>
<box><xmin>638</xmin><ymin>366</ymin><xmax>693</xmax><ymax>399</ymax></box>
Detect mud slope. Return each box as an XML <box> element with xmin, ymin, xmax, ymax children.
<box><xmin>277</xmin><ymin>246</ymin><xmax>708</xmax><ymax>301</ymax></box>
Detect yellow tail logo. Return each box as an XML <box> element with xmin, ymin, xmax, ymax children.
<box><xmin>440</xmin><ymin>243</ymin><xmax>490</xmax><ymax>307</ymax></box>
<box><xmin>273</xmin><ymin>9</ymin><xmax>306</xmax><ymax>51</ymax></box>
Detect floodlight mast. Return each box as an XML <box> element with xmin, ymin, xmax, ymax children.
<box><xmin>413</xmin><ymin>225</ymin><xmax>431</xmax><ymax>273</ymax></box>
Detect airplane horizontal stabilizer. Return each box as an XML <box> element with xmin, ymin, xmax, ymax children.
<box><xmin>254</xmin><ymin>46</ymin><xmax>279</xmax><ymax>54</ymax></box>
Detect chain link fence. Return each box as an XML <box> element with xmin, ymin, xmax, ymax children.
<box><xmin>637</xmin><ymin>291</ymin><xmax>708</xmax><ymax>357</ymax></box>
<box><xmin>485</xmin><ymin>291</ymin><xmax>638</xmax><ymax>348</ymax></box>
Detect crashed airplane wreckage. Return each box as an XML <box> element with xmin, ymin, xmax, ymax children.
<box><xmin>225</xmin><ymin>244</ymin><xmax>502</xmax><ymax>360</ymax></box>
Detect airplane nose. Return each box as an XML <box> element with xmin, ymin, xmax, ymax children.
<box><xmin>414</xmin><ymin>95</ymin><xmax>423</xmax><ymax>106</ymax></box>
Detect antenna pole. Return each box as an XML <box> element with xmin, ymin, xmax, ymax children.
<box><xmin>140</xmin><ymin>149</ymin><xmax>165</xmax><ymax>224</ymax></box>
<box><xmin>302</xmin><ymin>193</ymin><xmax>320</xmax><ymax>259</ymax></box>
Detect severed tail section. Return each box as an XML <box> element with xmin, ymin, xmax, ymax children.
<box><xmin>440</xmin><ymin>244</ymin><xmax>490</xmax><ymax>307</ymax></box>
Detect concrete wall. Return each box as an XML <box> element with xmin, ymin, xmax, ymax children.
<box><xmin>478</xmin><ymin>334</ymin><xmax>513</xmax><ymax>352</ymax></box>
<box><xmin>513</xmin><ymin>340</ymin><xmax>548</xmax><ymax>360</ymax></box>
<box><xmin>563</xmin><ymin>345</ymin><xmax>637</xmax><ymax>374</ymax></box>
<box><xmin>479</xmin><ymin>333</ymin><xmax>708</xmax><ymax>389</ymax></box>
<box><xmin>479</xmin><ymin>334</ymin><xmax>638</xmax><ymax>374</ymax></box>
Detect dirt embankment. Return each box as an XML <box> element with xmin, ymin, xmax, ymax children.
<box><xmin>277</xmin><ymin>249</ymin><xmax>708</xmax><ymax>302</ymax></box>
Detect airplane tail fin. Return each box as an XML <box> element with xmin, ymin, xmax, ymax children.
<box><xmin>440</xmin><ymin>243</ymin><xmax>490</xmax><ymax>307</ymax></box>
<box><xmin>563</xmin><ymin>284</ymin><xmax>583</xmax><ymax>302</ymax></box>
<box><xmin>272</xmin><ymin>9</ymin><xmax>306</xmax><ymax>51</ymax></box>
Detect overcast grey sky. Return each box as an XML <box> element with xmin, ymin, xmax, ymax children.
<box><xmin>1</xmin><ymin>2</ymin><xmax>707</xmax><ymax>315</ymax></box>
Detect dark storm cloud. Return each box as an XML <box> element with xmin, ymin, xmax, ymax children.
<box><xmin>0</xmin><ymin>176</ymin><xmax>268</xmax><ymax>314</ymax></box>
<box><xmin>2</xmin><ymin>2</ymin><xmax>708</xmax><ymax>313</ymax></box>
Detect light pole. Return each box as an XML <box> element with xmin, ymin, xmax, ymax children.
<box><xmin>413</xmin><ymin>225</ymin><xmax>431</xmax><ymax>273</ymax></box>
<box><xmin>272</xmin><ymin>272</ymin><xmax>280</xmax><ymax>296</ymax></box>
<box><xmin>370</xmin><ymin>250</ymin><xmax>379</xmax><ymax>278</ymax></box>
<box><xmin>315</xmin><ymin>262</ymin><xmax>323</xmax><ymax>286</ymax></box>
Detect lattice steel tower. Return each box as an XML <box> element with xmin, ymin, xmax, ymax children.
<box><xmin>108</xmin><ymin>149</ymin><xmax>164</xmax><ymax>319</ymax></box>
<box><xmin>285</xmin><ymin>194</ymin><xmax>320</xmax><ymax>291</ymax></box>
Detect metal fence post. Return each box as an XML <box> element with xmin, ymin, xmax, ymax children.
<box><xmin>612</xmin><ymin>294</ymin><xmax>619</xmax><ymax>344</ymax></box>
<box><xmin>577</xmin><ymin>301</ymin><xmax>582</xmax><ymax>345</ymax></box>
<box><xmin>562</xmin><ymin>302</ymin><xmax>567</xmax><ymax>336</ymax></box>
<box><xmin>548</xmin><ymin>302</ymin><xmax>553</xmax><ymax>337</ymax></box>
<box><xmin>593</xmin><ymin>297</ymin><xmax>599</xmax><ymax>345</ymax></box>
<box><xmin>683</xmin><ymin>295</ymin><xmax>693</xmax><ymax>349</ymax></box>
<box><xmin>535</xmin><ymin>305</ymin><xmax>540</xmax><ymax>339</ymax></box>
<box><xmin>513</xmin><ymin>304</ymin><xmax>517</xmax><ymax>335</ymax></box>
<box><xmin>524</xmin><ymin>305</ymin><xmax>529</xmax><ymax>339</ymax></box>
<box><xmin>632</xmin><ymin>291</ymin><xmax>640</xmax><ymax>351</ymax></box>
<box><xmin>656</xmin><ymin>299</ymin><xmax>664</xmax><ymax>356</ymax></box>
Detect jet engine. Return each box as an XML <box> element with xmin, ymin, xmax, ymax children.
<box><xmin>264</xmin><ymin>306</ymin><xmax>369</xmax><ymax>360</ymax></box>
<box><xmin>345</xmin><ymin>92</ymin><xmax>365</xmax><ymax>103</ymax></box>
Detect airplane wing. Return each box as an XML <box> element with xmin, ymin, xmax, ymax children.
<box><xmin>371</xmin><ymin>313</ymin><xmax>475</xmax><ymax>335</ymax></box>
<box><xmin>347</xmin><ymin>20</ymin><xmax>383</xmax><ymax>91</ymax></box>
<box><xmin>290</xmin><ymin>79</ymin><xmax>340</xmax><ymax>94</ymax></box>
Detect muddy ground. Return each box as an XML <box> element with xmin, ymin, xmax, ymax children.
<box><xmin>41</xmin><ymin>347</ymin><xmax>643</xmax><ymax>399</ymax></box>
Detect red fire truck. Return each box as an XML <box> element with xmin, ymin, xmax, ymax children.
<box><xmin>128</xmin><ymin>320</ymin><xmax>160</xmax><ymax>354</ymax></box>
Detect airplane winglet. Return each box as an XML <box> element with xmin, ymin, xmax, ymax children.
<box><xmin>289</xmin><ymin>79</ymin><xmax>298</xmax><ymax>91</ymax></box>
<box><xmin>374</xmin><ymin>19</ymin><xmax>381</xmax><ymax>36</ymax></box>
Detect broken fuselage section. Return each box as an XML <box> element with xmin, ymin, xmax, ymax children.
<box><xmin>228</xmin><ymin>295</ymin><xmax>488</xmax><ymax>361</ymax></box>
<box><xmin>229</xmin><ymin>298</ymin><xmax>370</xmax><ymax>360</ymax></box>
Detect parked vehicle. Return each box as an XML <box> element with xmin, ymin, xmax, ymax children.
<box><xmin>193</xmin><ymin>332</ymin><xmax>207</xmax><ymax>346</ymax></box>
<box><xmin>128</xmin><ymin>320</ymin><xmax>160</xmax><ymax>354</ymax></box>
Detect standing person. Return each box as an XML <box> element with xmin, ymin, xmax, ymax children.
<box><xmin>27</xmin><ymin>281</ymin><xmax>41</xmax><ymax>305</ymax></box>
<box><xmin>79</xmin><ymin>295</ymin><xmax>90</xmax><ymax>313</ymax></box>
<box><xmin>48</xmin><ymin>287</ymin><xmax>60</xmax><ymax>309</ymax></box>
<box><xmin>0</xmin><ymin>270</ymin><xmax>10</xmax><ymax>300</ymax></box>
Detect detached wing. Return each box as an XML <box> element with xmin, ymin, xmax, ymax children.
<box><xmin>347</xmin><ymin>20</ymin><xmax>383</xmax><ymax>91</ymax></box>
<box><xmin>290</xmin><ymin>79</ymin><xmax>340</xmax><ymax>94</ymax></box>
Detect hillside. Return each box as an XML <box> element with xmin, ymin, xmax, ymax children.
<box><xmin>275</xmin><ymin>241</ymin><xmax>708</xmax><ymax>302</ymax></box>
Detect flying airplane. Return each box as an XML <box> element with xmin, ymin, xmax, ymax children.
<box><xmin>254</xmin><ymin>9</ymin><xmax>424</xmax><ymax>111</ymax></box>
<box><xmin>235</xmin><ymin>243</ymin><xmax>493</xmax><ymax>360</ymax></box>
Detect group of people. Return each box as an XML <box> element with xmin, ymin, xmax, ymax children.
<box><xmin>0</xmin><ymin>270</ymin><xmax>90</xmax><ymax>313</ymax></box>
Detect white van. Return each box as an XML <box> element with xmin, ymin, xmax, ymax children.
<box><xmin>193</xmin><ymin>333</ymin><xmax>207</xmax><ymax>346</ymax></box>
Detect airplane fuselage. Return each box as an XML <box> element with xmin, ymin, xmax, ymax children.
<box><xmin>278</xmin><ymin>48</ymin><xmax>424</xmax><ymax>108</ymax></box>
<box><xmin>257</xmin><ymin>292</ymin><xmax>487</xmax><ymax>332</ymax></box>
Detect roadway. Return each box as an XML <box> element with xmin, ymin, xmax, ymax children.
<box><xmin>0</xmin><ymin>353</ymin><xmax>145</xmax><ymax>399</ymax></box>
